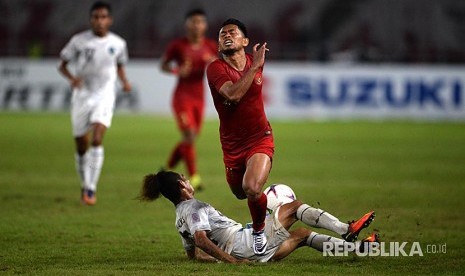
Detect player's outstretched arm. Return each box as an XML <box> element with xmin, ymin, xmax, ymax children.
<box><xmin>186</xmin><ymin>247</ymin><xmax>218</xmax><ymax>263</ymax></box>
<box><xmin>193</xmin><ymin>230</ymin><xmax>245</xmax><ymax>263</ymax></box>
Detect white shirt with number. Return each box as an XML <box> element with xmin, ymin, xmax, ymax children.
<box><xmin>60</xmin><ymin>30</ymin><xmax>128</xmax><ymax>97</ymax></box>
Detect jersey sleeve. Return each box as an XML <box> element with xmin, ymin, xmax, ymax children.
<box><xmin>60</xmin><ymin>35</ymin><xmax>77</xmax><ymax>62</ymax></box>
<box><xmin>117</xmin><ymin>40</ymin><xmax>129</xmax><ymax>65</ymax></box>
<box><xmin>186</xmin><ymin>204</ymin><xmax>211</xmax><ymax>234</ymax></box>
<box><xmin>207</xmin><ymin>61</ymin><xmax>231</xmax><ymax>92</ymax></box>
<box><xmin>162</xmin><ymin>40</ymin><xmax>178</xmax><ymax>63</ymax></box>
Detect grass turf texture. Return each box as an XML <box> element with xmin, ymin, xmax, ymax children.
<box><xmin>1</xmin><ymin>112</ymin><xmax>464</xmax><ymax>275</ymax></box>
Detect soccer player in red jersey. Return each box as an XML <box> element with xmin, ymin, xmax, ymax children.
<box><xmin>160</xmin><ymin>9</ymin><xmax>217</xmax><ymax>190</ymax></box>
<box><xmin>206</xmin><ymin>18</ymin><xmax>272</xmax><ymax>255</ymax></box>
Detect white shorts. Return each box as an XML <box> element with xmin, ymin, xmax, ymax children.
<box><xmin>230</xmin><ymin>207</ymin><xmax>290</xmax><ymax>262</ymax></box>
<box><xmin>71</xmin><ymin>89</ymin><xmax>115</xmax><ymax>137</ymax></box>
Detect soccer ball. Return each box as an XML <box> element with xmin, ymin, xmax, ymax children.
<box><xmin>264</xmin><ymin>184</ymin><xmax>297</xmax><ymax>212</ymax></box>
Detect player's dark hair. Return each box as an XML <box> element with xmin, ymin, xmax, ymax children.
<box><xmin>221</xmin><ymin>18</ymin><xmax>248</xmax><ymax>38</ymax></box>
<box><xmin>139</xmin><ymin>171</ymin><xmax>182</xmax><ymax>205</ymax></box>
<box><xmin>90</xmin><ymin>1</ymin><xmax>112</xmax><ymax>15</ymax></box>
<box><xmin>185</xmin><ymin>8</ymin><xmax>206</xmax><ymax>20</ymax></box>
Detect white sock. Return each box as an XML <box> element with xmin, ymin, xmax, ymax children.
<box><xmin>87</xmin><ymin>146</ymin><xmax>104</xmax><ymax>192</ymax></box>
<box><xmin>307</xmin><ymin>231</ymin><xmax>357</xmax><ymax>252</ymax></box>
<box><xmin>74</xmin><ymin>152</ymin><xmax>88</xmax><ymax>189</ymax></box>
<box><xmin>296</xmin><ymin>204</ymin><xmax>349</xmax><ymax>235</ymax></box>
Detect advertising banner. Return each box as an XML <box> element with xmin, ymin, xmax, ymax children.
<box><xmin>1</xmin><ymin>59</ymin><xmax>464</xmax><ymax>121</ymax></box>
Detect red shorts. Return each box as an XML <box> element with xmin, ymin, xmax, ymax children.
<box><xmin>172</xmin><ymin>99</ymin><xmax>204</xmax><ymax>133</ymax></box>
<box><xmin>223</xmin><ymin>133</ymin><xmax>274</xmax><ymax>189</ymax></box>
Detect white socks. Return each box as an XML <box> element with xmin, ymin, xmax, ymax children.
<box><xmin>75</xmin><ymin>152</ymin><xmax>88</xmax><ymax>189</ymax></box>
<box><xmin>307</xmin><ymin>231</ymin><xmax>352</xmax><ymax>252</ymax></box>
<box><xmin>296</xmin><ymin>204</ymin><xmax>349</xmax><ymax>235</ymax></box>
<box><xmin>87</xmin><ymin>146</ymin><xmax>104</xmax><ymax>192</ymax></box>
<box><xmin>74</xmin><ymin>146</ymin><xmax>104</xmax><ymax>192</ymax></box>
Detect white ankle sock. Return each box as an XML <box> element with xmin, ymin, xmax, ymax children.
<box><xmin>307</xmin><ymin>231</ymin><xmax>351</xmax><ymax>252</ymax></box>
<box><xmin>74</xmin><ymin>152</ymin><xmax>88</xmax><ymax>189</ymax></box>
<box><xmin>296</xmin><ymin>204</ymin><xmax>349</xmax><ymax>235</ymax></box>
<box><xmin>88</xmin><ymin>146</ymin><xmax>104</xmax><ymax>192</ymax></box>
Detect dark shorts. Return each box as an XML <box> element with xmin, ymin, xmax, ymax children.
<box><xmin>223</xmin><ymin>133</ymin><xmax>274</xmax><ymax>189</ymax></box>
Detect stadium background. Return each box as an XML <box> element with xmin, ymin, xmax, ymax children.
<box><xmin>1</xmin><ymin>0</ymin><xmax>465</xmax><ymax>121</ymax></box>
<box><xmin>1</xmin><ymin>0</ymin><xmax>465</xmax><ymax>274</ymax></box>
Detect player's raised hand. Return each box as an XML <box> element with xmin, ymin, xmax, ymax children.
<box><xmin>251</xmin><ymin>42</ymin><xmax>269</xmax><ymax>70</ymax></box>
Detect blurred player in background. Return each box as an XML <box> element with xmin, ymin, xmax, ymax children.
<box><xmin>58</xmin><ymin>1</ymin><xmax>131</xmax><ymax>205</ymax></box>
<box><xmin>206</xmin><ymin>19</ymin><xmax>272</xmax><ymax>255</ymax></box>
<box><xmin>160</xmin><ymin>9</ymin><xmax>217</xmax><ymax>190</ymax></box>
<box><xmin>138</xmin><ymin>171</ymin><xmax>378</xmax><ymax>263</ymax></box>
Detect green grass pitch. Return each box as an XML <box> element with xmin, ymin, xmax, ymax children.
<box><xmin>1</xmin><ymin>112</ymin><xmax>464</xmax><ymax>275</ymax></box>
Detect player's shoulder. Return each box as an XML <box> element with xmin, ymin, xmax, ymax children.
<box><xmin>208</xmin><ymin>58</ymin><xmax>227</xmax><ymax>68</ymax></box>
<box><xmin>206</xmin><ymin>58</ymin><xmax>227</xmax><ymax>75</ymax></box>
<box><xmin>190</xmin><ymin>199</ymin><xmax>209</xmax><ymax>209</ymax></box>
<box><xmin>107</xmin><ymin>32</ymin><xmax>127</xmax><ymax>45</ymax></box>
<box><xmin>69</xmin><ymin>30</ymin><xmax>93</xmax><ymax>41</ymax></box>
<box><xmin>178</xmin><ymin>198</ymin><xmax>208</xmax><ymax>208</ymax></box>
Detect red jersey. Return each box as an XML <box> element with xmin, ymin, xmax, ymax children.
<box><xmin>207</xmin><ymin>54</ymin><xmax>272</xmax><ymax>154</ymax></box>
<box><xmin>163</xmin><ymin>38</ymin><xmax>217</xmax><ymax>103</ymax></box>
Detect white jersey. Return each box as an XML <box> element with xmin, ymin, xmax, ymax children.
<box><xmin>60</xmin><ymin>30</ymin><xmax>128</xmax><ymax>95</ymax></box>
<box><xmin>175</xmin><ymin>199</ymin><xmax>243</xmax><ymax>254</ymax></box>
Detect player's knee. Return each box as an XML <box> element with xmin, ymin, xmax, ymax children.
<box><xmin>91</xmin><ymin>137</ymin><xmax>103</xmax><ymax>146</ymax></box>
<box><xmin>242</xmin><ymin>183</ymin><xmax>262</xmax><ymax>199</ymax></box>
<box><xmin>295</xmin><ymin>228</ymin><xmax>311</xmax><ymax>241</ymax></box>
<box><xmin>291</xmin><ymin>200</ymin><xmax>304</xmax><ymax>209</ymax></box>
<box><xmin>182</xmin><ymin>130</ymin><xmax>196</xmax><ymax>143</ymax></box>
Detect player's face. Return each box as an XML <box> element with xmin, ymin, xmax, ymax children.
<box><xmin>90</xmin><ymin>8</ymin><xmax>112</xmax><ymax>37</ymax></box>
<box><xmin>185</xmin><ymin>14</ymin><xmax>207</xmax><ymax>38</ymax></box>
<box><xmin>218</xmin><ymin>25</ymin><xmax>248</xmax><ymax>55</ymax></box>
<box><xmin>179</xmin><ymin>175</ymin><xmax>195</xmax><ymax>196</ymax></box>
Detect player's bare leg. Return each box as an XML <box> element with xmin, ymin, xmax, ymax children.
<box><xmin>277</xmin><ymin>200</ymin><xmax>301</xmax><ymax>229</ymax></box>
<box><xmin>271</xmin><ymin>228</ymin><xmax>310</xmax><ymax>261</ymax></box>
<box><xmin>75</xmin><ymin>133</ymin><xmax>90</xmax><ymax>204</ymax></box>
<box><xmin>243</xmin><ymin>153</ymin><xmax>272</xmax><ymax>255</ymax></box>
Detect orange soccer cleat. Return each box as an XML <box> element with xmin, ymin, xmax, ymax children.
<box><xmin>342</xmin><ymin>211</ymin><xmax>375</xmax><ymax>242</ymax></box>
<box><xmin>362</xmin><ymin>231</ymin><xmax>380</xmax><ymax>243</ymax></box>
<box><xmin>359</xmin><ymin>232</ymin><xmax>381</xmax><ymax>253</ymax></box>
<box><xmin>82</xmin><ymin>190</ymin><xmax>97</xmax><ymax>206</ymax></box>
